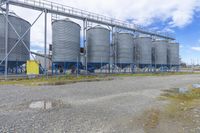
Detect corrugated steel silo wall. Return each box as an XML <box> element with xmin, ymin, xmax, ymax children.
<box><xmin>52</xmin><ymin>19</ymin><xmax>81</xmax><ymax>62</ymax></box>
<box><xmin>134</xmin><ymin>37</ymin><xmax>152</xmax><ymax>65</ymax></box>
<box><xmin>168</xmin><ymin>42</ymin><xmax>179</xmax><ymax>65</ymax></box>
<box><xmin>153</xmin><ymin>40</ymin><xmax>168</xmax><ymax>65</ymax></box>
<box><xmin>0</xmin><ymin>13</ymin><xmax>30</xmax><ymax>62</ymax></box>
<box><xmin>115</xmin><ymin>33</ymin><xmax>134</xmax><ymax>64</ymax></box>
<box><xmin>87</xmin><ymin>27</ymin><xmax>110</xmax><ymax>63</ymax></box>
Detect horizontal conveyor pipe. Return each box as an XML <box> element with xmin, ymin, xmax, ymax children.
<box><xmin>7</xmin><ymin>0</ymin><xmax>175</xmax><ymax>40</ymax></box>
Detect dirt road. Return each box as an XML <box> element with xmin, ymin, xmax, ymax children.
<box><xmin>0</xmin><ymin>74</ymin><xmax>199</xmax><ymax>132</ymax></box>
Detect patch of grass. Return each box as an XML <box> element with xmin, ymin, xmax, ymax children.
<box><xmin>112</xmin><ymin>72</ymin><xmax>199</xmax><ymax>77</ymax></box>
<box><xmin>160</xmin><ymin>87</ymin><xmax>200</xmax><ymax>126</ymax></box>
<box><xmin>0</xmin><ymin>75</ymin><xmax>112</xmax><ymax>86</ymax></box>
<box><xmin>137</xmin><ymin>87</ymin><xmax>200</xmax><ymax>132</ymax></box>
<box><xmin>1</xmin><ymin>72</ymin><xmax>199</xmax><ymax>86</ymax></box>
<box><xmin>161</xmin><ymin>88</ymin><xmax>200</xmax><ymax>101</ymax></box>
<box><xmin>143</xmin><ymin>109</ymin><xmax>160</xmax><ymax>129</ymax></box>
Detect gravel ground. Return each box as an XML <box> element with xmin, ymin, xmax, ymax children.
<box><xmin>0</xmin><ymin>74</ymin><xmax>200</xmax><ymax>133</ymax></box>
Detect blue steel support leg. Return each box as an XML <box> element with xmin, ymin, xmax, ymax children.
<box><xmin>100</xmin><ymin>64</ymin><xmax>102</xmax><ymax>74</ymax></box>
<box><xmin>148</xmin><ymin>65</ymin><xmax>150</xmax><ymax>73</ymax></box>
<box><xmin>162</xmin><ymin>65</ymin><xmax>164</xmax><ymax>72</ymax></box>
<box><xmin>161</xmin><ymin>66</ymin><xmax>163</xmax><ymax>72</ymax></box>
<box><xmin>54</xmin><ymin>64</ymin><xmax>58</xmax><ymax>75</ymax></box>
<box><xmin>149</xmin><ymin>65</ymin><xmax>152</xmax><ymax>73</ymax></box>
<box><xmin>52</xmin><ymin>63</ymin><xmax>54</xmax><ymax>75</ymax></box>
<box><xmin>76</xmin><ymin>62</ymin><xmax>79</xmax><ymax>75</ymax></box>
<box><xmin>65</xmin><ymin>63</ymin><xmax>69</xmax><ymax>74</ymax></box>
<box><xmin>159</xmin><ymin>65</ymin><xmax>162</xmax><ymax>72</ymax></box>
<box><xmin>64</xmin><ymin>63</ymin><xmax>66</xmax><ymax>74</ymax></box>
<box><xmin>20</xmin><ymin>65</ymin><xmax>22</xmax><ymax>74</ymax></box>
<box><xmin>177</xmin><ymin>66</ymin><xmax>179</xmax><ymax>72</ymax></box>
<box><xmin>131</xmin><ymin>64</ymin><xmax>133</xmax><ymax>73</ymax></box>
<box><xmin>16</xmin><ymin>62</ymin><xmax>18</xmax><ymax>74</ymax></box>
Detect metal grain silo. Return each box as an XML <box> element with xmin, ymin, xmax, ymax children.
<box><xmin>87</xmin><ymin>26</ymin><xmax>110</xmax><ymax>65</ymax></box>
<box><xmin>0</xmin><ymin>12</ymin><xmax>30</xmax><ymax>68</ymax></box>
<box><xmin>153</xmin><ymin>40</ymin><xmax>168</xmax><ymax>66</ymax></box>
<box><xmin>168</xmin><ymin>42</ymin><xmax>179</xmax><ymax>66</ymax></box>
<box><xmin>115</xmin><ymin>33</ymin><xmax>134</xmax><ymax>65</ymax></box>
<box><xmin>52</xmin><ymin>19</ymin><xmax>81</xmax><ymax>63</ymax></box>
<box><xmin>134</xmin><ymin>37</ymin><xmax>153</xmax><ymax>68</ymax></box>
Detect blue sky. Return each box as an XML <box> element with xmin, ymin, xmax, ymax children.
<box><xmin>146</xmin><ymin>10</ymin><xmax>200</xmax><ymax>64</ymax></box>
<box><xmin>7</xmin><ymin>0</ymin><xmax>200</xmax><ymax>64</ymax></box>
<box><xmin>175</xmin><ymin>14</ymin><xmax>200</xmax><ymax>64</ymax></box>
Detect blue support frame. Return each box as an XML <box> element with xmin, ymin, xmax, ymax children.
<box><xmin>51</xmin><ymin>62</ymin><xmax>180</xmax><ymax>75</ymax></box>
<box><xmin>139</xmin><ymin>64</ymin><xmax>153</xmax><ymax>69</ymax></box>
<box><xmin>52</xmin><ymin>62</ymin><xmax>83</xmax><ymax>75</ymax></box>
<box><xmin>116</xmin><ymin>63</ymin><xmax>131</xmax><ymax>69</ymax></box>
<box><xmin>0</xmin><ymin>61</ymin><xmax>26</xmax><ymax>75</ymax></box>
<box><xmin>87</xmin><ymin>62</ymin><xmax>109</xmax><ymax>73</ymax></box>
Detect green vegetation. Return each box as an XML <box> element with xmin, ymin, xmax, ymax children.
<box><xmin>143</xmin><ymin>109</ymin><xmax>160</xmax><ymax>130</ymax></box>
<box><xmin>160</xmin><ymin>87</ymin><xmax>199</xmax><ymax>115</ymax></box>
<box><xmin>160</xmin><ymin>87</ymin><xmax>200</xmax><ymax>129</ymax></box>
<box><xmin>139</xmin><ymin>87</ymin><xmax>200</xmax><ymax>132</ymax></box>
<box><xmin>0</xmin><ymin>72</ymin><xmax>199</xmax><ymax>86</ymax></box>
<box><xmin>0</xmin><ymin>75</ymin><xmax>113</xmax><ymax>86</ymax></box>
<box><xmin>112</xmin><ymin>72</ymin><xmax>199</xmax><ymax>77</ymax></box>
<box><xmin>160</xmin><ymin>87</ymin><xmax>200</xmax><ymax>118</ymax></box>
<box><xmin>162</xmin><ymin>87</ymin><xmax>200</xmax><ymax>101</ymax></box>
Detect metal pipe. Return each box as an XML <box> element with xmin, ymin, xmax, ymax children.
<box><xmin>44</xmin><ymin>9</ymin><xmax>47</xmax><ymax>76</ymax></box>
<box><xmin>114</xmin><ymin>28</ymin><xmax>117</xmax><ymax>71</ymax></box>
<box><xmin>111</xmin><ymin>26</ymin><xmax>115</xmax><ymax>73</ymax></box>
<box><xmin>30</xmin><ymin>51</ymin><xmax>51</xmax><ymax>59</ymax></box>
<box><xmin>7</xmin><ymin>0</ymin><xmax>175</xmax><ymax>40</ymax></box>
<box><xmin>83</xmin><ymin>19</ymin><xmax>85</xmax><ymax>66</ymax></box>
<box><xmin>101</xmin><ymin>57</ymin><xmax>102</xmax><ymax>74</ymax></box>
<box><xmin>76</xmin><ymin>56</ymin><xmax>78</xmax><ymax>77</ymax></box>
<box><xmin>85</xmin><ymin>19</ymin><xmax>88</xmax><ymax>75</ymax></box>
<box><xmin>4</xmin><ymin>2</ymin><xmax>8</xmax><ymax>80</ymax></box>
<box><xmin>83</xmin><ymin>18</ymin><xmax>88</xmax><ymax>75</ymax></box>
<box><xmin>109</xmin><ymin>26</ymin><xmax>113</xmax><ymax>74</ymax></box>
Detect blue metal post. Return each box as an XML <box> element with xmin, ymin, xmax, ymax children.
<box><xmin>51</xmin><ymin>63</ymin><xmax>54</xmax><ymax>75</ymax></box>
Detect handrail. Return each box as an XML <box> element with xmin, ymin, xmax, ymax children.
<box><xmin>6</xmin><ymin>0</ymin><xmax>175</xmax><ymax>39</ymax></box>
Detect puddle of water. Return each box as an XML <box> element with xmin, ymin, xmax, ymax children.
<box><xmin>177</xmin><ymin>88</ymin><xmax>189</xmax><ymax>94</ymax></box>
<box><xmin>29</xmin><ymin>100</ymin><xmax>67</xmax><ymax>110</ymax></box>
<box><xmin>166</xmin><ymin>88</ymin><xmax>189</xmax><ymax>94</ymax></box>
<box><xmin>193</xmin><ymin>84</ymin><xmax>200</xmax><ymax>89</ymax></box>
<box><xmin>29</xmin><ymin>101</ymin><xmax>52</xmax><ymax>110</ymax></box>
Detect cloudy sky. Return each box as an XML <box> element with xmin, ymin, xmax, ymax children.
<box><xmin>6</xmin><ymin>0</ymin><xmax>200</xmax><ymax>64</ymax></box>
